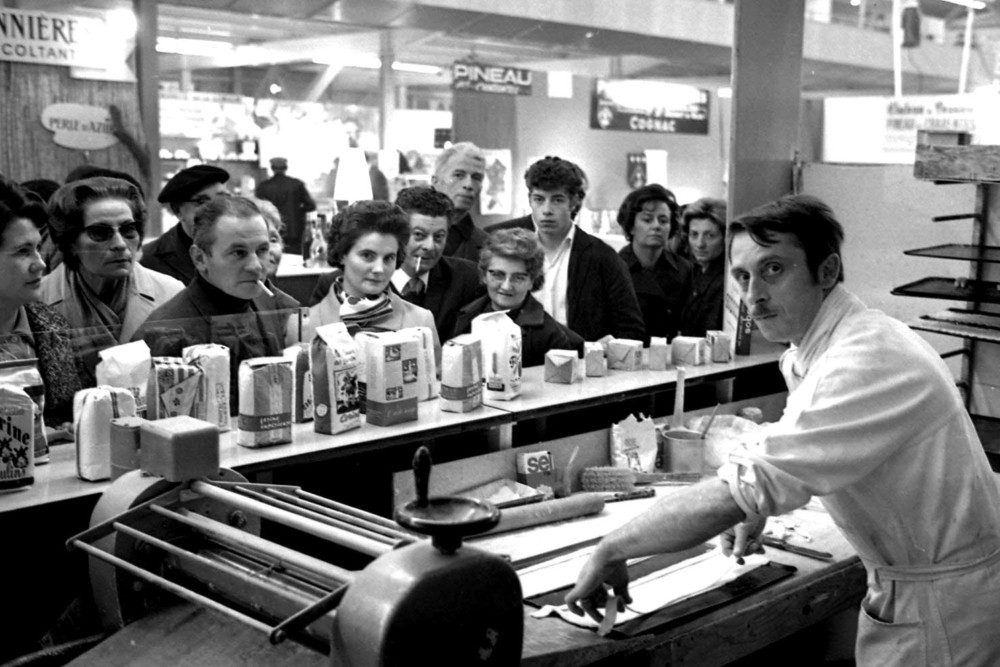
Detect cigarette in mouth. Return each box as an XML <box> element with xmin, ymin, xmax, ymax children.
<box><xmin>415</xmin><ymin>256</ymin><xmax>421</xmax><ymax>274</ymax></box>
<box><xmin>257</xmin><ymin>280</ymin><xmax>274</xmax><ymax>297</ymax></box>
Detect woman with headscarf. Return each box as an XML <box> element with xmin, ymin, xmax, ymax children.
<box><xmin>616</xmin><ymin>184</ymin><xmax>692</xmax><ymax>341</ymax></box>
<box><xmin>0</xmin><ymin>176</ymin><xmax>82</xmax><ymax>427</ymax></box>
<box><xmin>451</xmin><ymin>228</ymin><xmax>583</xmax><ymax>366</ymax></box>
<box><xmin>40</xmin><ymin>177</ymin><xmax>183</xmax><ymax>383</ymax></box>
<box><xmin>303</xmin><ymin>200</ymin><xmax>438</xmax><ymax>354</ymax></box>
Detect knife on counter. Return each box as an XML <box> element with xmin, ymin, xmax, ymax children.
<box><xmin>762</xmin><ymin>535</ymin><xmax>834</xmax><ymax>561</ymax></box>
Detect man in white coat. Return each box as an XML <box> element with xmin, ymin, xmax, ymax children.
<box><xmin>566</xmin><ymin>194</ymin><xmax>1000</xmax><ymax>665</ymax></box>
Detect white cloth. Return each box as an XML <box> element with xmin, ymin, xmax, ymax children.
<box><xmin>718</xmin><ymin>284</ymin><xmax>1000</xmax><ymax>666</ymax></box>
<box><xmin>532</xmin><ymin>222</ymin><xmax>576</xmax><ymax>326</ymax></box>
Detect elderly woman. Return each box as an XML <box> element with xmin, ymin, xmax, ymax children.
<box><xmin>40</xmin><ymin>177</ymin><xmax>183</xmax><ymax>383</ymax></box>
<box><xmin>304</xmin><ymin>200</ymin><xmax>438</xmax><ymax>349</ymax></box>
<box><xmin>679</xmin><ymin>197</ymin><xmax>727</xmax><ymax>336</ymax></box>
<box><xmin>452</xmin><ymin>228</ymin><xmax>583</xmax><ymax>367</ymax></box>
<box><xmin>616</xmin><ymin>184</ymin><xmax>691</xmax><ymax>341</ymax></box>
<box><xmin>0</xmin><ymin>176</ymin><xmax>81</xmax><ymax>426</ymax></box>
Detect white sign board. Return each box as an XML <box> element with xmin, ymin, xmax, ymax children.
<box><xmin>41</xmin><ymin>103</ymin><xmax>118</xmax><ymax>150</ymax></box>
<box><xmin>0</xmin><ymin>9</ymin><xmax>114</xmax><ymax>70</ymax></box>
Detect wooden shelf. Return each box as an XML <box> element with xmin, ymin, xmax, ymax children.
<box><xmin>904</xmin><ymin>244</ymin><xmax>1000</xmax><ymax>263</ymax></box>
<box><xmin>891</xmin><ymin>277</ymin><xmax>1000</xmax><ymax>304</ymax></box>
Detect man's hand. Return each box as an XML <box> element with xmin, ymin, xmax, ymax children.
<box><xmin>720</xmin><ymin>515</ymin><xmax>767</xmax><ymax>561</ymax></box>
<box><xmin>564</xmin><ymin>546</ymin><xmax>632</xmax><ymax>624</ymax></box>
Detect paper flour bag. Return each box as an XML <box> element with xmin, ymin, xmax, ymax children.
<box><xmin>182</xmin><ymin>344</ymin><xmax>231</xmax><ymax>431</ymax></box>
<box><xmin>147</xmin><ymin>357</ymin><xmax>203</xmax><ymax>420</ymax></box>
<box><xmin>471</xmin><ymin>311</ymin><xmax>522</xmax><ymax>401</ymax></box>
<box><xmin>283</xmin><ymin>343</ymin><xmax>313</xmax><ymax>423</ymax></box>
<box><xmin>364</xmin><ymin>332</ymin><xmax>419</xmax><ymax>426</ymax></box>
<box><xmin>96</xmin><ymin>340</ymin><xmax>151</xmax><ymax>415</ymax></box>
<box><xmin>0</xmin><ymin>360</ymin><xmax>47</xmax><ymax>465</ymax></box>
<box><xmin>74</xmin><ymin>386</ymin><xmax>138</xmax><ymax>481</ymax></box>
<box><xmin>311</xmin><ymin>323</ymin><xmax>360</xmax><ymax>434</ymax></box>
<box><xmin>0</xmin><ymin>384</ymin><xmax>35</xmax><ymax>490</ymax></box>
<box><xmin>237</xmin><ymin>357</ymin><xmax>293</xmax><ymax>448</ymax></box>
<box><xmin>399</xmin><ymin>326</ymin><xmax>437</xmax><ymax>401</ymax></box>
<box><xmin>439</xmin><ymin>334</ymin><xmax>482</xmax><ymax>413</ymax></box>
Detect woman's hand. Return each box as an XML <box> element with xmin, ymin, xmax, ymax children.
<box><xmin>564</xmin><ymin>545</ymin><xmax>632</xmax><ymax>624</ymax></box>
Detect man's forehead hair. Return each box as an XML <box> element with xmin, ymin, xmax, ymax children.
<box><xmin>435</xmin><ymin>142</ymin><xmax>485</xmax><ymax>174</ymax></box>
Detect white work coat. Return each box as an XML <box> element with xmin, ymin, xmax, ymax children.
<box><xmin>720</xmin><ymin>285</ymin><xmax>1000</xmax><ymax>666</ymax></box>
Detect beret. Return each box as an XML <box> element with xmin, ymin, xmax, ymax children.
<box><xmin>157</xmin><ymin>165</ymin><xmax>230</xmax><ymax>204</ymax></box>
<box><xmin>270</xmin><ymin>157</ymin><xmax>288</xmax><ymax>169</ymax></box>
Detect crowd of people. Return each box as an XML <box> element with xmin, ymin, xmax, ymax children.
<box><xmin>1</xmin><ymin>143</ymin><xmax>723</xmax><ymax>429</ymax></box>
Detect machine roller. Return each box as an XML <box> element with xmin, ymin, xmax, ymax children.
<box><xmin>67</xmin><ymin>441</ymin><xmax>523</xmax><ymax>666</ymax></box>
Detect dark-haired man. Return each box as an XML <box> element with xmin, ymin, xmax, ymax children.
<box><xmin>309</xmin><ymin>186</ymin><xmax>484</xmax><ymax>339</ymax></box>
<box><xmin>134</xmin><ymin>196</ymin><xmax>295</xmax><ymax>412</ymax></box>
<box><xmin>566</xmin><ymin>194</ymin><xmax>1000</xmax><ymax>665</ymax></box>
<box><xmin>488</xmin><ymin>156</ymin><xmax>644</xmax><ymax>342</ymax></box>
<box><xmin>140</xmin><ymin>164</ymin><xmax>230</xmax><ymax>283</ymax></box>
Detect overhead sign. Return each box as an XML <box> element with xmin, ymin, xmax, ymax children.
<box><xmin>591</xmin><ymin>79</ymin><xmax>709</xmax><ymax>135</ymax></box>
<box><xmin>41</xmin><ymin>103</ymin><xmax>118</xmax><ymax>151</ymax></box>
<box><xmin>451</xmin><ymin>61</ymin><xmax>532</xmax><ymax>96</ymax></box>
<box><xmin>0</xmin><ymin>8</ymin><xmax>112</xmax><ymax>69</ymax></box>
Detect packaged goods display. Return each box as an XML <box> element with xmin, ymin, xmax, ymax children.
<box><xmin>399</xmin><ymin>326</ymin><xmax>437</xmax><ymax>401</ymax></box>
<box><xmin>96</xmin><ymin>340</ymin><xmax>151</xmax><ymax>415</ymax></box>
<box><xmin>147</xmin><ymin>357</ymin><xmax>204</xmax><ymax>420</ymax></box>
<box><xmin>364</xmin><ymin>332</ymin><xmax>419</xmax><ymax>426</ymax></box>
<box><xmin>74</xmin><ymin>386</ymin><xmax>138</xmax><ymax>481</ymax></box>
<box><xmin>606</xmin><ymin>338</ymin><xmax>643</xmax><ymax>371</ymax></box>
<box><xmin>311</xmin><ymin>323</ymin><xmax>361</xmax><ymax>434</ymax></box>
<box><xmin>0</xmin><ymin>360</ymin><xmax>47</xmax><ymax>464</ymax></box>
<box><xmin>544</xmin><ymin>349</ymin><xmax>579</xmax><ymax>384</ymax></box>
<box><xmin>237</xmin><ymin>357</ymin><xmax>293</xmax><ymax>448</ymax></box>
<box><xmin>472</xmin><ymin>311</ymin><xmax>522</xmax><ymax>401</ymax></box>
<box><xmin>282</xmin><ymin>343</ymin><xmax>313</xmax><ymax>423</ymax></box>
<box><xmin>583</xmin><ymin>342</ymin><xmax>607</xmax><ymax>377</ymax></box>
<box><xmin>440</xmin><ymin>334</ymin><xmax>483</xmax><ymax>413</ymax></box>
<box><xmin>648</xmin><ymin>337</ymin><xmax>670</xmax><ymax>371</ymax></box>
<box><xmin>705</xmin><ymin>330</ymin><xmax>733</xmax><ymax>363</ymax></box>
<box><xmin>671</xmin><ymin>336</ymin><xmax>709</xmax><ymax>366</ymax></box>
<box><xmin>0</xmin><ymin>384</ymin><xmax>35</xmax><ymax>490</ymax></box>
<box><xmin>182</xmin><ymin>344</ymin><xmax>231</xmax><ymax>431</ymax></box>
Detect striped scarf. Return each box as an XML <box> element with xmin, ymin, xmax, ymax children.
<box><xmin>332</xmin><ymin>275</ymin><xmax>393</xmax><ymax>335</ymax></box>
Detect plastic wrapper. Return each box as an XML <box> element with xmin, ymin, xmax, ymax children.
<box><xmin>74</xmin><ymin>386</ymin><xmax>137</xmax><ymax>481</ymax></box>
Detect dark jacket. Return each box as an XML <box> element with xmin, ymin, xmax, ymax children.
<box><xmin>619</xmin><ymin>244</ymin><xmax>692</xmax><ymax>341</ymax></box>
<box><xmin>23</xmin><ymin>302</ymin><xmax>84</xmax><ymax>426</ymax></box>
<box><xmin>484</xmin><ymin>216</ymin><xmax>646</xmax><ymax>343</ymax></box>
<box><xmin>679</xmin><ymin>257</ymin><xmax>725</xmax><ymax>336</ymax></box>
<box><xmin>132</xmin><ymin>275</ymin><xmax>290</xmax><ymax>414</ymax></box>
<box><xmin>309</xmin><ymin>257</ymin><xmax>485</xmax><ymax>341</ymax></box>
<box><xmin>452</xmin><ymin>294</ymin><xmax>584</xmax><ymax>367</ymax></box>
<box><xmin>139</xmin><ymin>225</ymin><xmax>196</xmax><ymax>284</ymax></box>
<box><xmin>444</xmin><ymin>211</ymin><xmax>489</xmax><ymax>264</ymax></box>
<box><xmin>255</xmin><ymin>173</ymin><xmax>316</xmax><ymax>250</ymax></box>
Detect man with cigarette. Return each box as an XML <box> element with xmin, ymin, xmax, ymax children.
<box><xmin>134</xmin><ymin>196</ymin><xmax>294</xmax><ymax>412</ymax></box>
<box><xmin>565</xmin><ymin>194</ymin><xmax>1000</xmax><ymax>665</ymax></box>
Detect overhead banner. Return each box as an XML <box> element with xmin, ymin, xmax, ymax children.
<box><xmin>452</xmin><ymin>61</ymin><xmax>533</xmax><ymax>96</ymax></box>
<box><xmin>592</xmin><ymin>79</ymin><xmax>709</xmax><ymax>135</ymax></box>
<box><xmin>0</xmin><ymin>8</ymin><xmax>112</xmax><ymax>69</ymax></box>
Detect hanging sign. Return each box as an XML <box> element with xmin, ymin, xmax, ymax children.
<box><xmin>0</xmin><ymin>8</ymin><xmax>113</xmax><ymax>69</ymax></box>
<box><xmin>41</xmin><ymin>104</ymin><xmax>118</xmax><ymax>151</ymax></box>
<box><xmin>451</xmin><ymin>61</ymin><xmax>533</xmax><ymax>96</ymax></box>
<box><xmin>592</xmin><ymin>79</ymin><xmax>709</xmax><ymax>135</ymax></box>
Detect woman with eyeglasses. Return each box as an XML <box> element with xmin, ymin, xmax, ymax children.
<box><xmin>451</xmin><ymin>228</ymin><xmax>583</xmax><ymax>366</ymax></box>
<box><xmin>0</xmin><ymin>176</ymin><xmax>82</xmax><ymax>426</ymax></box>
<box><xmin>40</xmin><ymin>177</ymin><xmax>183</xmax><ymax>383</ymax></box>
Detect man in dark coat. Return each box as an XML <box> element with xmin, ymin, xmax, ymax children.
<box><xmin>309</xmin><ymin>186</ymin><xmax>484</xmax><ymax>340</ymax></box>
<box><xmin>487</xmin><ymin>157</ymin><xmax>645</xmax><ymax>343</ymax></box>
<box><xmin>133</xmin><ymin>196</ymin><xmax>296</xmax><ymax>413</ymax></box>
<box><xmin>433</xmin><ymin>141</ymin><xmax>489</xmax><ymax>263</ymax></box>
<box><xmin>255</xmin><ymin>157</ymin><xmax>317</xmax><ymax>254</ymax></box>
<box><xmin>140</xmin><ymin>164</ymin><xmax>229</xmax><ymax>284</ymax></box>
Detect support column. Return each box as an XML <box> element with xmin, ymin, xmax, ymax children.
<box><xmin>134</xmin><ymin>0</ymin><xmax>161</xmax><ymax>233</ymax></box>
<box><xmin>379</xmin><ymin>30</ymin><xmax>395</xmax><ymax>149</ymax></box>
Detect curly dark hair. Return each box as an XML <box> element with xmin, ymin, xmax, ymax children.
<box><xmin>616</xmin><ymin>184</ymin><xmax>679</xmax><ymax>241</ymax></box>
<box><xmin>479</xmin><ymin>228</ymin><xmax>545</xmax><ymax>292</ymax></box>
<box><xmin>395</xmin><ymin>186</ymin><xmax>454</xmax><ymax>219</ymax></box>
<box><xmin>47</xmin><ymin>177</ymin><xmax>147</xmax><ymax>270</ymax></box>
<box><xmin>524</xmin><ymin>156</ymin><xmax>585</xmax><ymax>199</ymax></box>
<box><xmin>325</xmin><ymin>200</ymin><xmax>410</xmax><ymax>269</ymax></box>
<box><xmin>0</xmin><ymin>175</ymin><xmax>48</xmax><ymax>242</ymax></box>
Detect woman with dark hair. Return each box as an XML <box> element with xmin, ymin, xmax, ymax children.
<box><xmin>452</xmin><ymin>228</ymin><xmax>583</xmax><ymax>366</ymax></box>
<box><xmin>680</xmin><ymin>197</ymin><xmax>727</xmax><ymax>335</ymax></box>
<box><xmin>0</xmin><ymin>176</ymin><xmax>82</xmax><ymax>425</ymax></box>
<box><xmin>304</xmin><ymin>200</ymin><xmax>438</xmax><ymax>347</ymax></box>
<box><xmin>616</xmin><ymin>184</ymin><xmax>691</xmax><ymax>341</ymax></box>
<box><xmin>40</xmin><ymin>177</ymin><xmax>183</xmax><ymax>382</ymax></box>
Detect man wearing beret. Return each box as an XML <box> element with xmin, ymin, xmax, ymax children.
<box><xmin>255</xmin><ymin>157</ymin><xmax>316</xmax><ymax>254</ymax></box>
<box><xmin>140</xmin><ymin>164</ymin><xmax>229</xmax><ymax>283</ymax></box>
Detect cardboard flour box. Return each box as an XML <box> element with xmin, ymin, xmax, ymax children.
<box><xmin>471</xmin><ymin>310</ymin><xmax>522</xmax><ymax>401</ymax></box>
<box><xmin>182</xmin><ymin>344</ymin><xmax>231</xmax><ymax>431</ymax></box>
<box><xmin>147</xmin><ymin>357</ymin><xmax>203</xmax><ymax>420</ymax></box>
<box><xmin>311</xmin><ymin>323</ymin><xmax>361</xmax><ymax>434</ymax></box>
<box><xmin>439</xmin><ymin>334</ymin><xmax>482</xmax><ymax>413</ymax></box>
<box><xmin>237</xmin><ymin>357</ymin><xmax>293</xmax><ymax>448</ymax></box>
<box><xmin>0</xmin><ymin>385</ymin><xmax>35</xmax><ymax>490</ymax></box>
<box><xmin>364</xmin><ymin>332</ymin><xmax>419</xmax><ymax>426</ymax></box>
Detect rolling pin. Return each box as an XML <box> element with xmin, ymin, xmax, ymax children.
<box><xmin>479</xmin><ymin>493</ymin><xmax>606</xmax><ymax>536</ymax></box>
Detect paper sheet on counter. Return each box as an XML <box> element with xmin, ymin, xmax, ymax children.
<box><xmin>529</xmin><ymin>548</ymin><xmax>769</xmax><ymax>631</ymax></box>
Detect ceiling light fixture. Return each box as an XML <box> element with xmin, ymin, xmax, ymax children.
<box><xmin>940</xmin><ymin>0</ymin><xmax>987</xmax><ymax>9</ymax></box>
<box><xmin>312</xmin><ymin>56</ymin><xmax>441</xmax><ymax>75</ymax></box>
<box><xmin>157</xmin><ymin>37</ymin><xmax>235</xmax><ymax>56</ymax></box>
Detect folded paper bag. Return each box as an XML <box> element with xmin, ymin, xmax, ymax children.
<box><xmin>648</xmin><ymin>337</ymin><xmax>670</xmax><ymax>371</ymax></box>
<box><xmin>607</xmin><ymin>339</ymin><xmax>643</xmax><ymax>371</ymax></box>
<box><xmin>706</xmin><ymin>330</ymin><xmax>732</xmax><ymax>363</ymax></box>
<box><xmin>584</xmin><ymin>342</ymin><xmax>607</xmax><ymax>377</ymax></box>
<box><xmin>671</xmin><ymin>336</ymin><xmax>708</xmax><ymax>367</ymax></box>
<box><xmin>440</xmin><ymin>334</ymin><xmax>483</xmax><ymax>413</ymax></box>
<box><xmin>544</xmin><ymin>350</ymin><xmax>579</xmax><ymax>384</ymax></box>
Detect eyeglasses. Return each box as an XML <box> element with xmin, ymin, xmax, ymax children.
<box><xmin>82</xmin><ymin>222</ymin><xmax>140</xmax><ymax>243</ymax></box>
<box><xmin>486</xmin><ymin>269</ymin><xmax>531</xmax><ymax>285</ymax></box>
